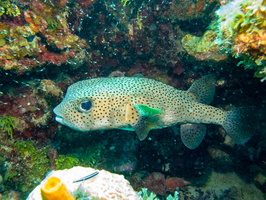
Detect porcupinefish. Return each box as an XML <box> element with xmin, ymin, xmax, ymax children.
<box><xmin>53</xmin><ymin>75</ymin><xmax>255</xmax><ymax>149</ymax></box>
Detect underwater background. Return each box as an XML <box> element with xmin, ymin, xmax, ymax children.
<box><xmin>0</xmin><ymin>0</ymin><xmax>266</xmax><ymax>199</ymax></box>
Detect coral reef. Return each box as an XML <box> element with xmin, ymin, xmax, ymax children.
<box><xmin>161</xmin><ymin>0</ymin><xmax>217</xmax><ymax>21</ymax></box>
<box><xmin>38</xmin><ymin>79</ymin><xmax>63</xmax><ymax>98</ymax></box>
<box><xmin>178</xmin><ymin>171</ymin><xmax>265</xmax><ymax>200</ymax></box>
<box><xmin>182</xmin><ymin>0</ymin><xmax>266</xmax><ymax>81</ymax></box>
<box><xmin>142</xmin><ymin>172</ymin><xmax>190</xmax><ymax>195</ymax></box>
<box><xmin>0</xmin><ymin>81</ymin><xmax>57</xmax><ymax>141</ymax></box>
<box><xmin>182</xmin><ymin>30</ymin><xmax>228</xmax><ymax>61</ymax></box>
<box><xmin>143</xmin><ymin>172</ymin><xmax>166</xmax><ymax>195</ymax></box>
<box><xmin>0</xmin><ymin>139</ymin><xmax>51</xmax><ymax>199</ymax></box>
<box><xmin>0</xmin><ymin>190</ymin><xmax>20</xmax><ymax>200</ymax></box>
<box><xmin>0</xmin><ymin>0</ymin><xmax>87</xmax><ymax>74</ymax></box>
<box><xmin>214</xmin><ymin>0</ymin><xmax>266</xmax><ymax>81</ymax></box>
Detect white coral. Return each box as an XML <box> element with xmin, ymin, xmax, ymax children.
<box><xmin>26</xmin><ymin>166</ymin><xmax>140</xmax><ymax>200</ymax></box>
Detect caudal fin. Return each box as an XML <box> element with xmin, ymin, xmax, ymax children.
<box><xmin>222</xmin><ymin>107</ymin><xmax>257</xmax><ymax>144</ymax></box>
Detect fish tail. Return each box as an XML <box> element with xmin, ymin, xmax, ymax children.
<box><xmin>222</xmin><ymin>107</ymin><xmax>257</xmax><ymax>144</ymax></box>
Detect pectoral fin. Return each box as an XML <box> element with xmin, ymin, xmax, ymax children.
<box><xmin>180</xmin><ymin>124</ymin><xmax>206</xmax><ymax>149</ymax></box>
<box><xmin>133</xmin><ymin>103</ymin><xmax>164</xmax><ymax>117</ymax></box>
<box><xmin>135</xmin><ymin>117</ymin><xmax>153</xmax><ymax>140</ymax></box>
<box><xmin>133</xmin><ymin>103</ymin><xmax>164</xmax><ymax>140</ymax></box>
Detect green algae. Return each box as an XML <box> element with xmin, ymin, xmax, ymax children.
<box><xmin>0</xmin><ymin>23</ymin><xmax>9</xmax><ymax>38</ymax></box>
<box><xmin>4</xmin><ymin>140</ymin><xmax>51</xmax><ymax>198</ymax></box>
<box><xmin>81</xmin><ymin>151</ymin><xmax>100</xmax><ymax>168</ymax></box>
<box><xmin>53</xmin><ymin>129</ymin><xmax>107</xmax><ymax>169</ymax></box>
<box><xmin>0</xmin><ymin>115</ymin><xmax>15</xmax><ymax>138</ymax></box>
<box><xmin>2</xmin><ymin>132</ymin><xmax>105</xmax><ymax>199</ymax></box>
<box><xmin>55</xmin><ymin>154</ymin><xmax>80</xmax><ymax>170</ymax></box>
<box><xmin>54</xmin><ymin>142</ymin><xmax>104</xmax><ymax>170</ymax></box>
<box><xmin>0</xmin><ymin>38</ymin><xmax>6</xmax><ymax>46</ymax></box>
<box><xmin>121</xmin><ymin>0</ymin><xmax>132</xmax><ymax>7</ymax></box>
<box><xmin>73</xmin><ymin>188</ymin><xmax>91</xmax><ymax>200</ymax></box>
<box><xmin>47</xmin><ymin>19</ymin><xmax>61</xmax><ymax>30</ymax></box>
<box><xmin>0</xmin><ymin>0</ymin><xmax>21</xmax><ymax>17</ymax></box>
<box><xmin>13</xmin><ymin>139</ymin><xmax>50</xmax><ymax>177</ymax></box>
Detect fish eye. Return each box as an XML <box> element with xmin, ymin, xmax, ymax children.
<box><xmin>78</xmin><ymin>100</ymin><xmax>93</xmax><ymax>112</ymax></box>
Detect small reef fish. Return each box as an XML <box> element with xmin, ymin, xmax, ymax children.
<box><xmin>73</xmin><ymin>171</ymin><xmax>99</xmax><ymax>183</ymax></box>
<box><xmin>53</xmin><ymin>75</ymin><xmax>255</xmax><ymax>149</ymax></box>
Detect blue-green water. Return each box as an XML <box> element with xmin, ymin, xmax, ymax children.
<box><xmin>0</xmin><ymin>0</ymin><xmax>265</xmax><ymax>199</ymax></box>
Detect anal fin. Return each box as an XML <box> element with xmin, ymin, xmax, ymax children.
<box><xmin>180</xmin><ymin>124</ymin><xmax>206</xmax><ymax>149</ymax></box>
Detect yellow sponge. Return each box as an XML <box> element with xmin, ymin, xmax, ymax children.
<box><xmin>41</xmin><ymin>177</ymin><xmax>75</xmax><ymax>200</ymax></box>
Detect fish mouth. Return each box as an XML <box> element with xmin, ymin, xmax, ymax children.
<box><xmin>53</xmin><ymin>106</ymin><xmax>65</xmax><ymax>125</ymax></box>
<box><xmin>55</xmin><ymin>115</ymin><xmax>64</xmax><ymax>124</ymax></box>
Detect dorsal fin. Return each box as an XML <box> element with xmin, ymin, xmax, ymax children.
<box><xmin>186</xmin><ymin>75</ymin><xmax>215</xmax><ymax>104</ymax></box>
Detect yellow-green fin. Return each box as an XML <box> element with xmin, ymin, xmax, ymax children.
<box><xmin>132</xmin><ymin>103</ymin><xmax>164</xmax><ymax>117</ymax></box>
<box><xmin>132</xmin><ymin>103</ymin><xmax>163</xmax><ymax>140</ymax></box>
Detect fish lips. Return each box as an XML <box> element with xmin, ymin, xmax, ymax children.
<box><xmin>53</xmin><ymin>106</ymin><xmax>65</xmax><ymax>125</ymax></box>
<box><xmin>55</xmin><ymin>115</ymin><xmax>64</xmax><ymax>124</ymax></box>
